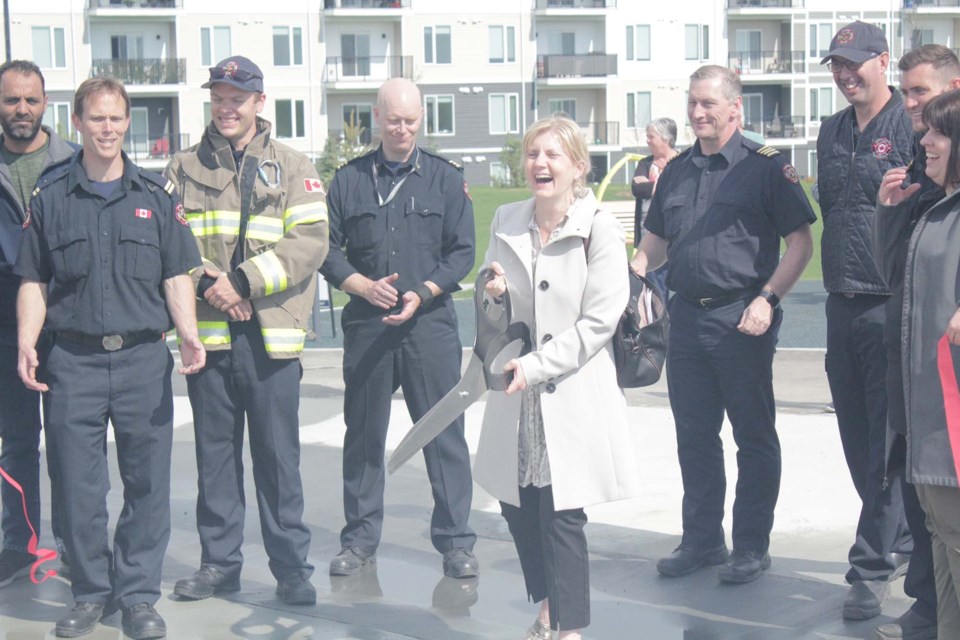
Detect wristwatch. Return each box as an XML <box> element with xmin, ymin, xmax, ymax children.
<box><xmin>758</xmin><ymin>289</ymin><xmax>781</xmax><ymax>308</ymax></box>
<box><xmin>413</xmin><ymin>283</ymin><xmax>435</xmax><ymax>307</ymax></box>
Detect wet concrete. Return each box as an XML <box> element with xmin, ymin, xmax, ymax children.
<box><xmin>0</xmin><ymin>347</ymin><xmax>913</xmax><ymax>639</ymax></box>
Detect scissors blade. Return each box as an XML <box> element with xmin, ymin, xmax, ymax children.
<box><xmin>388</xmin><ymin>355</ymin><xmax>488</xmax><ymax>474</ymax></box>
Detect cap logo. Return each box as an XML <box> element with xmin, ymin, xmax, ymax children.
<box><xmin>836</xmin><ymin>28</ymin><xmax>855</xmax><ymax>45</ymax></box>
<box><xmin>222</xmin><ymin>60</ymin><xmax>239</xmax><ymax>79</ymax></box>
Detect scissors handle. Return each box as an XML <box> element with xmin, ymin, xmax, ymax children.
<box><xmin>473</xmin><ymin>268</ymin><xmax>532</xmax><ymax>391</ymax></box>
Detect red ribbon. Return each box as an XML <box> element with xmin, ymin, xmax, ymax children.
<box><xmin>935</xmin><ymin>334</ymin><xmax>960</xmax><ymax>482</ymax></box>
<box><xmin>0</xmin><ymin>465</ymin><xmax>57</xmax><ymax>583</ymax></box>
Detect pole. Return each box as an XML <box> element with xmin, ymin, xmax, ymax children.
<box><xmin>3</xmin><ymin>0</ymin><xmax>11</xmax><ymax>63</ymax></box>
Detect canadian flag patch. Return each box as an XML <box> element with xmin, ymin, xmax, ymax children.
<box><xmin>304</xmin><ymin>178</ymin><xmax>323</xmax><ymax>192</ymax></box>
<box><xmin>135</xmin><ymin>208</ymin><xmax>152</xmax><ymax>219</ymax></box>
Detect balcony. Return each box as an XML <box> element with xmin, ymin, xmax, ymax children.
<box><xmin>743</xmin><ymin>116</ymin><xmax>806</xmax><ymax>140</ymax></box>
<box><xmin>536</xmin><ymin>54</ymin><xmax>617</xmax><ymax>82</ymax></box>
<box><xmin>122</xmin><ymin>133</ymin><xmax>188</xmax><ymax>164</ymax></box>
<box><xmin>535</xmin><ymin>0</ymin><xmax>616</xmax><ymax>8</ymax></box>
<box><xmin>580</xmin><ymin>121</ymin><xmax>618</xmax><ymax>146</ymax></box>
<box><xmin>905</xmin><ymin>0</ymin><xmax>960</xmax><ymax>7</ymax></box>
<box><xmin>729</xmin><ymin>50</ymin><xmax>804</xmax><ymax>76</ymax></box>
<box><xmin>91</xmin><ymin>58</ymin><xmax>185</xmax><ymax>85</ymax></box>
<box><xmin>324</xmin><ymin>56</ymin><xmax>412</xmax><ymax>88</ymax></box>
<box><xmin>728</xmin><ymin>0</ymin><xmax>803</xmax><ymax>7</ymax></box>
<box><xmin>88</xmin><ymin>0</ymin><xmax>180</xmax><ymax>8</ymax></box>
<box><xmin>323</xmin><ymin>0</ymin><xmax>410</xmax><ymax>11</ymax></box>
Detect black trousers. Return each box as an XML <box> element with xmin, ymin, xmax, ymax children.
<box><xmin>340</xmin><ymin>305</ymin><xmax>475</xmax><ymax>554</ymax></box>
<box><xmin>186</xmin><ymin>320</ymin><xmax>312</xmax><ymax>582</ymax></box>
<box><xmin>501</xmin><ymin>485</ymin><xmax>589</xmax><ymax>632</ymax></box>
<box><xmin>44</xmin><ymin>337</ymin><xmax>172</xmax><ymax>607</ymax></box>
<box><xmin>0</xmin><ymin>341</ymin><xmax>63</xmax><ymax>555</ymax></box>
<box><xmin>826</xmin><ymin>293</ymin><xmax>910</xmax><ymax>583</ymax></box>
<box><xmin>666</xmin><ymin>296</ymin><xmax>782</xmax><ymax>553</ymax></box>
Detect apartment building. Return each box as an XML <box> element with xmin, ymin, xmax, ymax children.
<box><xmin>0</xmin><ymin>0</ymin><xmax>944</xmax><ymax>182</ymax></box>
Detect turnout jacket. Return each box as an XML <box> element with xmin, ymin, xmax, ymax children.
<box><xmin>817</xmin><ymin>89</ymin><xmax>913</xmax><ymax>294</ymax></box>
<box><xmin>165</xmin><ymin>118</ymin><xmax>329</xmax><ymax>359</ymax></box>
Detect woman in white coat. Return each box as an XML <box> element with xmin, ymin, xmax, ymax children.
<box><xmin>475</xmin><ymin>115</ymin><xmax>641</xmax><ymax>639</ymax></box>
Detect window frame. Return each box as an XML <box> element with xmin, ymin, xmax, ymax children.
<box><xmin>201</xmin><ymin>25</ymin><xmax>232</xmax><ymax>67</ymax></box>
<box><xmin>809</xmin><ymin>86</ymin><xmax>834</xmax><ymax>122</ymax></box>
<box><xmin>489</xmin><ymin>93</ymin><xmax>520</xmax><ymax>135</ymax></box>
<box><xmin>273</xmin><ymin>25</ymin><xmax>304</xmax><ymax>67</ymax></box>
<box><xmin>626</xmin><ymin>25</ymin><xmax>651</xmax><ymax>62</ymax></box>
<box><xmin>424</xmin><ymin>94</ymin><xmax>455</xmax><ymax>136</ymax></box>
<box><xmin>489</xmin><ymin>25</ymin><xmax>516</xmax><ymax>64</ymax></box>
<box><xmin>275</xmin><ymin>98</ymin><xmax>306</xmax><ymax>139</ymax></box>
<box><xmin>685</xmin><ymin>24</ymin><xmax>709</xmax><ymax>61</ymax></box>
<box><xmin>32</xmin><ymin>26</ymin><xmax>66</xmax><ymax>69</ymax></box>
<box><xmin>547</xmin><ymin>98</ymin><xmax>576</xmax><ymax>121</ymax></box>
<box><xmin>424</xmin><ymin>25</ymin><xmax>452</xmax><ymax>65</ymax></box>
<box><xmin>626</xmin><ymin>91</ymin><xmax>652</xmax><ymax>129</ymax></box>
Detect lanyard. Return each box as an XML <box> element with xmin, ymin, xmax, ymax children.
<box><xmin>372</xmin><ymin>149</ymin><xmax>418</xmax><ymax>207</ymax></box>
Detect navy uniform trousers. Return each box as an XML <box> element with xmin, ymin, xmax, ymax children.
<box><xmin>667</xmin><ymin>296</ymin><xmax>782</xmax><ymax>553</ymax></box>
<box><xmin>0</xmin><ymin>341</ymin><xmax>63</xmax><ymax>557</ymax></box>
<box><xmin>44</xmin><ymin>337</ymin><xmax>172</xmax><ymax>607</ymax></box>
<box><xmin>826</xmin><ymin>293</ymin><xmax>910</xmax><ymax>583</ymax></box>
<box><xmin>340</xmin><ymin>302</ymin><xmax>475</xmax><ymax>554</ymax></box>
<box><xmin>186</xmin><ymin>319</ymin><xmax>312</xmax><ymax>582</ymax></box>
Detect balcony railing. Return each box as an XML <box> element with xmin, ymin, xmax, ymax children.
<box><xmin>325</xmin><ymin>56</ymin><xmax>412</xmax><ymax>83</ymax></box>
<box><xmin>122</xmin><ymin>133</ymin><xmax>188</xmax><ymax>163</ymax></box>
<box><xmin>536</xmin><ymin>53</ymin><xmax>617</xmax><ymax>78</ymax></box>
<box><xmin>906</xmin><ymin>0</ymin><xmax>960</xmax><ymax>7</ymax></box>
<box><xmin>743</xmin><ymin>116</ymin><xmax>806</xmax><ymax>139</ymax></box>
<box><xmin>579</xmin><ymin>121</ymin><xmax>618</xmax><ymax>145</ymax></box>
<box><xmin>323</xmin><ymin>0</ymin><xmax>410</xmax><ymax>8</ymax></box>
<box><xmin>729</xmin><ymin>50</ymin><xmax>804</xmax><ymax>75</ymax></box>
<box><xmin>727</xmin><ymin>0</ymin><xmax>804</xmax><ymax>7</ymax></box>
<box><xmin>91</xmin><ymin>58</ymin><xmax>185</xmax><ymax>85</ymax></box>
<box><xmin>88</xmin><ymin>0</ymin><xmax>180</xmax><ymax>8</ymax></box>
<box><xmin>535</xmin><ymin>0</ymin><xmax>617</xmax><ymax>7</ymax></box>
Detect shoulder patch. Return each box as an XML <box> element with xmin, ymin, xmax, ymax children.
<box><xmin>782</xmin><ymin>164</ymin><xmax>800</xmax><ymax>184</ymax></box>
<box><xmin>754</xmin><ymin>145</ymin><xmax>781</xmax><ymax>158</ymax></box>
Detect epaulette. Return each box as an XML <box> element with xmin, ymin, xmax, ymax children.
<box><xmin>419</xmin><ymin>147</ymin><xmax>463</xmax><ymax>173</ymax></box>
<box><xmin>753</xmin><ymin>145</ymin><xmax>780</xmax><ymax>158</ymax></box>
<box><xmin>338</xmin><ymin>148</ymin><xmax>376</xmax><ymax>171</ymax></box>
<box><xmin>139</xmin><ymin>168</ymin><xmax>176</xmax><ymax>195</ymax></box>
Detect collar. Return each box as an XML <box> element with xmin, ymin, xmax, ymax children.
<box><xmin>199</xmin><ymin>116</ymin><xmax>273</xmax><ymax>171</ymax></box>
<box><xmin>66</xmin><ymin>150</ymin><xmax>141</xmax><ymax>196</ymax></box>
<box><xmin>375</xmin><ymin>145</ymin><xmax>421</xmax><ymax>176</ymax></box>
<box><xmin>691</xmin><ymin>129</ymin><xmax>741</xmax><ymax>168</ymax></box>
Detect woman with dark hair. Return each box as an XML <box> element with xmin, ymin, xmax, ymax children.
<box><xmin>876</xmin><ymin>89</ymin><xmax>960</xmax><ymax>639</ymax></box>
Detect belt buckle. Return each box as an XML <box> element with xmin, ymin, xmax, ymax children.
<box><xmin>102</xmin><ymin>335</ymin><xmax>123</xmax><ymax>351</ymax></box>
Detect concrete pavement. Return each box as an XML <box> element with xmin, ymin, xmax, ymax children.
<box><xmin>0</xmin><ymin>345</ymin><xmax>917</xmax><ymax>639</ymax></box>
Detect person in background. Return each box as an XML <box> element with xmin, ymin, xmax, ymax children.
<box><xmin>631</xmin><ymin>117</ymin><xmax>677</xmax><ymax>295</ymax></box>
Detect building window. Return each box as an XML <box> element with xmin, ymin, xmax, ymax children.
<box><xmin>341</xmin><ymin>34</ymin><xmax>371</xmax><ymax>77</ymax></box>
<box><xmin>489</xmin><ymin>26</ymin><xmax>516</xmax><ymax>64</ymax></box>
<box><xmin>626</xmin><ymin>92</ymin><xmax>652</xmax><ymax>129</ymax></box>
<box><xmin>275</xmin><ymin>99</ymin><xmax>305</xmax><ymax>138</ymax></box>
<box><xmin>810</xmin><ymin>87</ymin><xmax>834</xmax><ymax>121</ymax></box>
<box><xmin>547</xmin><ymin>99</ymin><xmax>576</xmax><ymax>121</ymax></box>
<box><xmin>548</xmin><ymin>31</ymin><xmax>576</xmax><ymax>55</ymax></box>
<box><xmin>626</xmin><ymin>25</ymin><xmax>651</xmax><ymax>61</ymax></box>
<box><xmin>424</xmin><ymin>26</ymin><xmax>452</xmax><ymax>64</ymax></box>
<box><xmin>424</xmin><ymin>95</ymin><xmax>454</xmax><ymax>135</ymax></box>
<box><xmin>42</xmin><ymin>102</ymin><xmax>71</xmax><ymax>139</ymax></box>
<box><xmin>201</xmin><ymin>26</ymin><xmax>232</xmax><ymax>66</ymax></box>
<box><xmin>32</xmin><ymin>27</ymin><xmax>66</xmax><ymax>69</ymax></box>
<box><xmin>273</xmin><ymin>26</ymin><xmax>303</xmax><ymax>67</ymax></box>
<box><xmin>808</xmin><ymin>150</ymin><xmax>818</xmax><ymax>180</ymax></box>
<box><xmin>490</xmin><ymin>161</ymin><xmax>511</xmax><ymax>185</ymax></box>
<box><xmin>685</xmin><ymin>24</ymin><xmax>709</xmax><ymax>61</ymax></box>
<box><xmin>742</xmin><ymin>93</ymin><xmax>763</xmax><ymax>131</ymax></box>
<box><xmin>489</xmin><ymin>93</ymin><xmax>519</xmax><ymax>135</ymax></box>
<box><xmin>809</xmin><ymin>23</ymin><xmax>832</xmax><ymax>59</ymax></box>
<box><xmin>341</xmin><ymin>103</ymin><xmax>373</xmax><ymax>144</ymax></box>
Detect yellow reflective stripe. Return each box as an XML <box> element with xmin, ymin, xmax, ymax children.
<box><xmin>197</xmin><ymin>321</ymin><xmax>231</xmax><ymax>345</ymax></box>
<box><xmin>249</xmin><ymin>251</ymin><xmax>287</xmax><ymax>295</ymax></box>
<box><xmin>186</xmin><ymin>211</ymin><xmax>241</xmax><ymax>237</ymax></box>
<box><xmin>262</xmin><ymin>328</ymin><xmax>306</xmax><ymax>354</ymax></box>
<box><xmin>283</xmin><ymin>202</ymin><xmax>328</xmax><ymax>233</ymax></box>
<box><xmin>246</xmin><ymin>215</ymin><xmax>284</xmax><ymax>243</ymax></box>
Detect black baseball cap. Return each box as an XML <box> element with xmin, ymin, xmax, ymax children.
<box><xmin>201</xmin><ymin>56</ymin><xmax>264</xmax><ymax>92</ymax></box>
<box><xmin>821</xmin><ymin>21</ymin><xmax>888</xmax><ymax>65</ymax></box>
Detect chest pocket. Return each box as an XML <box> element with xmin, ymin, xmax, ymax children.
<box><xmin>119</xmin><ymin>225</ymin><xmax>161</xmax><ymax>282</ymax></box>
<box><xmin>404</xmin><ymin>197</ymin><xmax>443</xmax><ymax>245</ymax></box>
<box><xmin>343</xmin><ymin>206</ymin><xmax>380</xmax><ymax>250</ymax></box>
<box><xmin>49</xmin><ymin>226</ymin><xmax>91</xmax><ymax>282</ymax></box>
<box><xmin>661</xmin><ymin>193</ymin><xmax>687</xmax><ymax>240</ymax></box>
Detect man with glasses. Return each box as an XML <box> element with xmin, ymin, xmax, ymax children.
<box><xmin>816</xmin><ymin>20</ymin><xmax>914</xmax><ymax>622</ymax></box>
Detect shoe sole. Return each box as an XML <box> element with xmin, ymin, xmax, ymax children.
<box><xmin>875</xmin><ymin>627</ymin><xmax>938</xmax><ymax>640</ymax></box>
<box><xmin>843</xmin><ymin>604</ymin><xmax>882</xmax><ymax>620</ymax></box>
<box><xmin>123</xmin><ymin>624</ymin><xmax>167</xmax><ymax>640</ymax></box>
<box><xmin>329</xmin><ymin>555</ymin><xmax>375</xmax><ymax>577</ymax></box>
<box><xmin>55</xmin><ymin>618</ymin><xmax>101</xmax><ymax>638</ymax></box>
<box><xmin>173</xmin><ymin>581</ymin><xmax>240</xmax><ymax>600</ymax></box>
<box><xmin>889</xmin><ymin>561</ymin><xmax>909</xmax><ymax>582</ymax></box>
<box><xmin>717</xmin><ymin>556</ymin><xmax>772</xmax><ymax>584</ymax></box>
<box><xmin>656</xmin><ymin>550</ymin><xmax>729</xmax><ymax>577</ymax></box>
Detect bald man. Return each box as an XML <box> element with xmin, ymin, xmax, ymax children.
<box><xmin>320</xmin><ymin>78</ymin><xmax>479</xmax><ymax>579</ymax></box>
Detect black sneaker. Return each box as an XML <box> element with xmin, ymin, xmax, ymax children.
<box><xmin>0</xmin><ymin>549</ymin><xmax>35</xmax><ymax>588</ymax></box>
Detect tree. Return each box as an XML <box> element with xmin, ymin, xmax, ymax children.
<box><xmin>315</xmin><ymin>111</ymin><xmax>369</xmax><ymax>186</ymax></box>
<box><xmin>494</xmin><ymin>135</ymin><xmax>525</xmax><ymax>188</ymax></box>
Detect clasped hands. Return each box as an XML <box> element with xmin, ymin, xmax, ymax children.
<box><xmin>203</xmin><ymin>266</ymin><xmax>252</xmax><ymax>322</ymax></box>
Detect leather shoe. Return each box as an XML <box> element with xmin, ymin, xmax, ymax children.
<box><xmin>875</xmin><ymin>605</ymin><xmax>938</xmax><ymax>640</ymax></box>
<box><xmin>173</xmin><ymin>565</ymin><xmax>240</xmax><ymax>600</ymax></box>
<box><xmin>55</xmin><ymin>602</ymin><xmax>103</xmax><ymax>638</ymax></box>
<box><xmin>717</xmin><ymin>550</ymin><xmax>771</xmax><ymax>584</ymax></box>
<box><xmin>276</xmin><ymin>572</ymin><xmax>317</xmax><ymax>605</ymax></box>
<box><xmin>442</xmin><ymin>548</ymin><xmax>479</xmax><ymax>579</ymax></box>
<box><xmin>329</xmin><ymin>547</ymin><xmax>375</xmax><ymax>576</ymax></box>
<box><xmin>121</xmin><ymin>603</ymin><xmax>166</xmax><ymax>640</ymax></box>
<box><xmin>844</xmin><ymin>580</ymin><xmax>888</xmax><ymax>620</ymax></box>
<box><xmin>656</xmin><ymin>543</ymin><xmax>729</xmax><ymax>577</ymax></box>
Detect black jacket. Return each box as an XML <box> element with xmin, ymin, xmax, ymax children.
<box><xmin>817</xmin><ymin>89</ymin><xmax>913</xmax><ymax>294</ymax></box>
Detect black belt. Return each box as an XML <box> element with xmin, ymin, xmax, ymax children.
<box><xmin>680</xmin><ymin>287</ymin><xmax>761</xmax><ymax>310</ymax></box>
<box><xmin>56</xmin><ymin>330</ymin><xmax>163</xmax><ymax>352</ymax></box>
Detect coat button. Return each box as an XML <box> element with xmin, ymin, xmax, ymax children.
<box><xmin>542</xmin><ymin>333</ymin><xmax>552</xmax><ymax>344</ymax></box>
<box><xmin>545</xmin><ymin>382</ymin><xmax>556</xmax><ymax>393</ymax></box>
<box><xmin>538</xmin><ymin>280</ymin><xmax>549</xmax><ymax>291</ymax></box>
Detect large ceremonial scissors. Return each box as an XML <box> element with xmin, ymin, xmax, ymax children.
<box><xmin>387</xmin><ymin>268</ymin><xmax>532</xmax><ymax>473</ymax></box>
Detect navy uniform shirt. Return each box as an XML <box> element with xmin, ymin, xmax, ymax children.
<box><xmin>645</xmin><ymin>130</ymin><xmax>816</xmax><ymax>300</ymax></box>
<box><xmin>320</xmin><ymin>145</ymin><xmax>475</xmax><ymax>323</ymax></box>
<box><xmin>14</xmin><ymin>151</ymin><xmax>202</xmax><ymax>335</ymax></box>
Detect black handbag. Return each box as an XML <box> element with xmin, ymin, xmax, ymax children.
<box><xmin>613</xmin><ymin>269</ymin><xmax>669</xmax><ymax>388</ymax></box>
